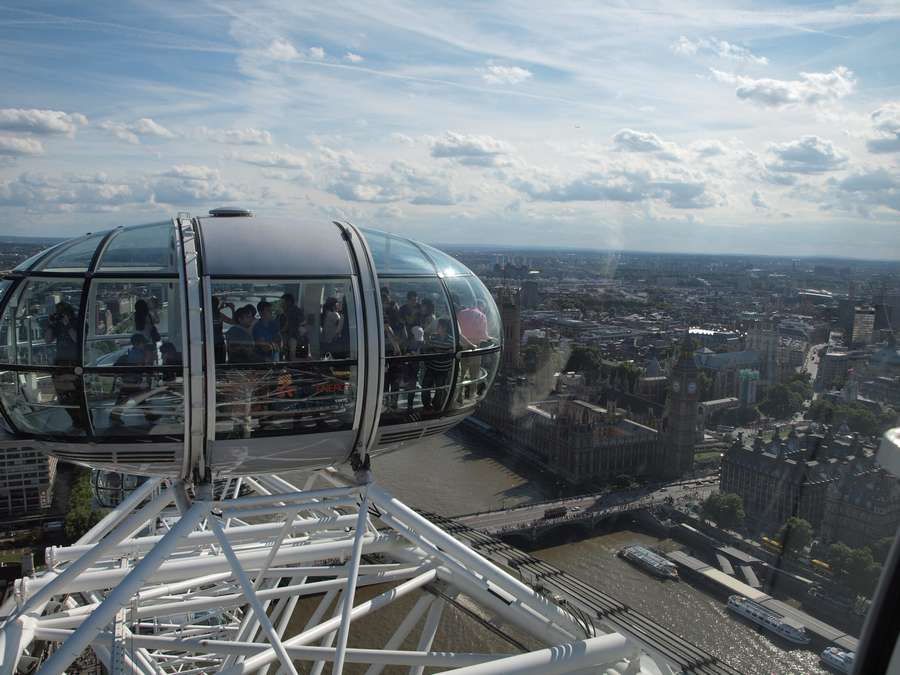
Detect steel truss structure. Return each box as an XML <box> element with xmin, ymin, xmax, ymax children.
<box><xmin>0</xmin><ymin>470</ymin><xmax>667</xmax><ymax>675</ymax></box>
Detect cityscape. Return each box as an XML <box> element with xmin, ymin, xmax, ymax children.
<box><xmin>1</xmin><ymin>231</ymin><xmax>898</xmax><ymax>674</ymax></box>
<box><xmin>2</xmin><ymin>0</ymin><xmax>899</xmax><ymax>672</ymax></box>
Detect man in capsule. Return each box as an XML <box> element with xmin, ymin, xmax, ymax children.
<box><xmin>226</xmin><ymin>305</ymin><xmax>257</xmax><ymax>364</ymax></box>
<box><xmin>280</xmin><ymin>293</ymin><xmax>307</xmax><ymax>360</ymax></box>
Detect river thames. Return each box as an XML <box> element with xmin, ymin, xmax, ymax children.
<box><xmin>372</xmin><ymin>426</ymin><xmax>828</xmax><ymax>675</ymax></box>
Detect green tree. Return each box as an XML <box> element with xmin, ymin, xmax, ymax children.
<box><xmin>777</xmin><ymin>517</ymin><xmax>813</xmax><ymax>554</ymax></box>
<box><xmin>701</xmin><ymin>492</ymin><xmax>745</xmax><ymax>529</ymax></box>
<box><xmin>565</xmin><ymin>346</ymin><xmax>603</xmax><ymax>383</ymax></box>
<box><xmin>826</xmin><ymin>542</ymin><xmax>854</xmax><ymax>573</ymax></box>
<box><xmin>826</xmin><ymin>542</ymin><xmax>883</xmax><ymax>598</ymax></box>
<box><xmin>757</xmin><ymin>384</ymin><xmax>803</xmax><ymax>420</ymax></box>
<box><xmin>64</xmin><ymin>469</ymin><xmax>105</xmax><ymax>542</ymax></box>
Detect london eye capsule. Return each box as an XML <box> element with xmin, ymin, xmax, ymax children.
<box><xmin>0</xmin><ymin>212</ymin><xmax>502</xmax><ymax>478</ymax></box>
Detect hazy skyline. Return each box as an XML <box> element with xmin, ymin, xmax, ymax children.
<box><xmin>1</xmin><ymin>1</ymin><xmax>899</xmax><ymax>259</ymax></box>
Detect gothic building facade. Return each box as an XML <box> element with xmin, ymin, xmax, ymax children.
<box><xmin>719</xmin><ymin>429</ymin><xmax>876</xmax><ymax>531</ymax></box>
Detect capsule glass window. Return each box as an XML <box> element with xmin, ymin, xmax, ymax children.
<box><xmin>83</xmin><ymin>280</ymin><xmax>183</xmax><ymax>367</ymax></box>
<box><xmin>32</xmin><ymin>232</ymin><xmax>108</xmax><ymax>273</ymax></box>
<box><xmin>360</xmin><ymin>228</ymin><xmax>436</xmax><ymax>275</ymax></box>
<box><xmin>210</xmin><ymin>279</ymin><xmax>356</xmax><ymax>364</ymax></box>
<box><xmin>379</xmin><ymin>278</ymin><xmax>455</xmax><ymax>357</ymax></box>
<box><xmin>443</xmin><ymin>276</ymin><xmax>502</xmax><ymax>350</ymax></box>
<box><xmin>0</xmin><ymin>369</ymin><xmax>88</xmax><ymax>436</ymax></box>
<box><xmin>95</xmin><ymin>222</ymin><xmax>178</xmax><ymax>273</ymax></box>
<box><xmin>0</xmin><ymin>279</ymin><xmax>84</xmax><ymax>366</ymax></box>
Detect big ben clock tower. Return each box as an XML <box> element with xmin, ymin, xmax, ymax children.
<box><xmin>658</xmin><ymin>337</ymin><xmax>699</xmax><ymax>479</ymax></box>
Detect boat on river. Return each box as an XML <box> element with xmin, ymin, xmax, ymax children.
<box><xmin>727</xmin><ymin>595</ymin><xmax>810</xmax><ymax>645</ymax></box>
<box><xmin>618</xmin><ymin>545</ymin><xmax>679</xmax><ymax>580</ymax></box>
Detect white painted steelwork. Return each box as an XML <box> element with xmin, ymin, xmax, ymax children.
<box><xmin>0</xmin><ymin>471</ymin><xmax>665</xmax><ymax>675</ymax></box>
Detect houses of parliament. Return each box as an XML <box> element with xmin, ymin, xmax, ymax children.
<box><xmin>476</xmin><ymin>286</ymin><xmax>700</xmax><ymax>486</ymax></box>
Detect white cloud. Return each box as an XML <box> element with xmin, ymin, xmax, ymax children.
<box><xmin>692</xmin><ymin>140</ymin><xmax>728</xmax><ymax>158</ymax></box>
<box><xmin>152</xmin><ymin>165</ymin><xmax>246</xmax><ymax>205</ymax></box>
<box><xmin>866</xmin><ymin>102</ymin><xmax>900</xmax><ymax>153</ymax></box>
<box><xmin>821</xmin><ymin>168</ymin><xmax>900</xmax><ymax>215</ymax></box>
<box><xmin>0</xmin><ymin>135</ymin><xmax>44</xmax><ymax>157</ymax></box>
<box><xmin>308</xmin><ymin>46</ymin><xmax>326</xmax><ymax>60</ymax></box>
<box><xmin>711</xmin><ymin>66</ymin><xmax>855</xmax><ymax>108</ymax></box>
<box><xmin>232</xmin><ymin>150</ymin><xmax>307</xmax><ymax>168</ymax></box>
<box><xmin>344</xmin><ymin>52</ymin><xmax>364</xmax><ymax>63</ymax></box>
<box><xmin>201</xmin><ymin>127</ymin><xmax>273</xmax><ymax>145</ymax></box>
<box><xmin>0</xmin><ymin>108</ymin><xmax>87</xmax><ymax>136</ymax></box>
<box><xmin>512</xmin><ymin>164</ymin><xmax>717</xmax><ymax>209</ymax></box>
<box><xmin>0</xmin><ymin>171</ymin><xmax>150</xmax><ymax>211</ymax></box>
<box><xmin>767</xmin><ymin>135</ymin><xmax>848</xmax><ymax>173</ymax></box>
<box><xmin>321</xmin><ymin>150</ymin><xmax>463</xmax><ymax>205</ymax></box>
<box><xmin>99</xmin><ymin>118</ymin><xmax>176</xmax><ymax>145</ymax></box>
<box><xmin>481</xmin><ymin>63</ymin><xmax>533</xmax><ymax>86</ymax></box>
<box><xmin>613</xmin><ymin>129</ymin><xmax>681</xmax><ymax>160</ymax></box>
<box><xmin>264</xmin><ymin>38</ymin><xmax>300</xmax><ymax>61</ymax></box>
<box><xmin>672</xmin><ymin>36</ymin><xmax>767</xmax><ymax>66</ymax></box>
<box><xmin>431</xmin><ymin>131</ymin><xmax>512</xmax><ymax>166</ymax></box>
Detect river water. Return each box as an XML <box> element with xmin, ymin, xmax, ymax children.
<box><xmin>372</xmin><ymin>427</ymin><xmax>828</xmax><ymax>675</ymax></box>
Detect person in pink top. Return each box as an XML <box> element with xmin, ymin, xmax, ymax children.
<box><xmin>453</xmin><ymin>295</ymin><xmax>492</xmax><ymax>404</ymax></box>
<box><xmin>456</xmin><ymin>297</ymin><xmax>489</xmax><ymax>348</ymax></box>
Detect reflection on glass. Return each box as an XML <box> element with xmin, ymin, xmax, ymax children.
<box><xmin>0</xmin><ymin>369</ymin><xmax>87</xmax><ymax>435</ymax></box>
<box><xmin>360</xmin><ymin>228</ymin><xmax>436</xmax><ymax>275</ymax></box>
<box><xmin>444</xmin><ymin>276</ymin><xmax>501</xmax><ymax>350</ymax></box>
<box><xmin>91</xmin><ymin>470</ymin><xmax>147</xmax><ymax>508</ymax></box>
<box><xmin>211</xmin><ymin>279</ymin><xmax>356</xmax><ymax>364</ymax></box>
<box><xmin>215</xmin><ymin>364</ymin><xmax>356</xmax><ymax>438</ymax></box>
<box><xmin>96</xmin><ymin>222</ymin><xmax>177</xmax><ymax>273</ymax></box>
<box><xmin>85</xmin><ymin>372</ymin><xmax>183</xmax><ymax>436</ymax></box>
<box><xmin>451</xmin><ymin>351</ymin><xmax>499</xmax><ymax>410</ymax></box>
<box><xmin>381</xmin><ymin>355</ymin><xmax>455</xmax><ymax>424</ymax></box>
<box><xmin>419</xmin><ymin>243</ymin><xmax>470</xmax><ymax>278</ymax></box>
<box><xmin>0</xmin><ymin>279</ymin><xmax>84</xmax><ymax>366</ymax></box>
<box><xmin>33</xmin><ymin>232</ymin><xmax>107</xmax><ymax>272</ymax></box>
<box><xmin>380</xmin><ymin>278</ymin><xmax>455</xmax><ymax>357</ymax></box>
<box><xmin>84</xmin><ymin>280</ymin><xmax>182</xmax><ymax>366</ymax></box>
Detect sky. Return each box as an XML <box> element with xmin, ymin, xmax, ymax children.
<box><xmin>1</xmin><ymin>1</ymin><xmax>899</xmax><ymax>259</ymax></box>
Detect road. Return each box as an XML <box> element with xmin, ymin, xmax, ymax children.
<box><xmin>457</xmin><ymin>476</ymin><xmax>718</xmax><ymax>533</ymax></box>
<box><xmin>804</xmin><ymin>342</ymin><xmax>827</xmax><ymax>391</ymax></box>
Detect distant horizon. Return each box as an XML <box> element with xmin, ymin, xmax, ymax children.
<box><xmin>3</xmin><ymin>228</ymin><xmax>899</xmax><ymax>266</ymax></box>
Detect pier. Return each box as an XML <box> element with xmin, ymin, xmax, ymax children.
<box><xmin>424</xmin><ymin>510</ymin><xmax>742</xmax><ymax>675</ymax></box>
<box><xmin>666</xmin><ymin>550</ymin><xmax>858</xmax><ymax>653</ymax></box>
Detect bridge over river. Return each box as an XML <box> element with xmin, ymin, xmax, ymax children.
<box><xmin>455</xmin><ymin>477</ymin><xmax>717</xmax><ymax>538</ymax></box>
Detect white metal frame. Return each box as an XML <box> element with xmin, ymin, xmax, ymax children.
<box><xmin>0</xmin><ymin>471</ymin><xmax>663</xmax><ymax>675</ymax></box>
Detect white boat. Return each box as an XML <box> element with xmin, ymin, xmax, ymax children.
<box><xmin>820</xmin><ymin>646</ymin><xmax>855</xmax><ymax>673</ymax></box>
<box><xmin>619</xmin><ymin>545</ymin><xmax>679</xmax><ymax>580</ymax></box>
<box><xmin>726</xmin><ymin>595</ymin><xmax>811</xmax><ymax>645</ymax></box>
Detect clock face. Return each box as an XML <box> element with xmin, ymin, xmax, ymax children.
<box><xmin>672</xmin><ymin>381</ymin><xmax>681</xmax><ymax>393</ymax></box>
<box><xmin>687</xmin><ymin>381</ymin><xmax>697</xmax><ymax>394</ymax></box>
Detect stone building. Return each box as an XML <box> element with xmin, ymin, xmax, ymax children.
<box><xmin>719</xmin><ymin>429</ymin><xmax>875</xmax><ymax>531</ymax></box>
<box><xmin>821</xmin><ymin>469</ymin><xmax>900</xmax><ymax>549</ymax></box>
<box><xmin>527</xmin><ymin>398</ymin><xmax>658</xmax><ymax>485</ymax></box>
<box><xmin>657</xmin><ymin>339</ymin><xmax>700</xmax><ymax>480</ymax></box>
<box><xmin>0</xmin><ymin>438</ymin><xmax>57</xmax><ymax>517</ymax></box>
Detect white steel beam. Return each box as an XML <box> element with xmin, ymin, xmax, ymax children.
<box><xmin>410</xmin><ymin>597</ymin><xmax>445</xmax><ymax>675</ymax></box>
<box><xmin>363</xmin><ymin>594</ymin><xmax>434</xmax><ymax>675</ymax></box>
<box><xmin>33</xmin><ymin>629</ymin><xmax>510</xmax><ymax>668</ymax></box>
<box><xmin>225</xmin><ymin>568</ymin><xmax>438</xmax><ymax>675</ymax></box>
<box><xmin>39</xmin><ymin>500</ymin><xmax>210</xmax><ymax>675</ymax></box>
<box><xmin>435</xmin><ymin>633</ymin><xmax>631</xmax><ymax>675</ymax></box>
<box><xmin>209</xmin><ymin>518</ymin><xmax>298</xmax><ymax>675</ymax></box>
<box><xmin>331</xmin><ymin>486</ymin><xmax>369</xmax><ymax>675</ymax></box>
